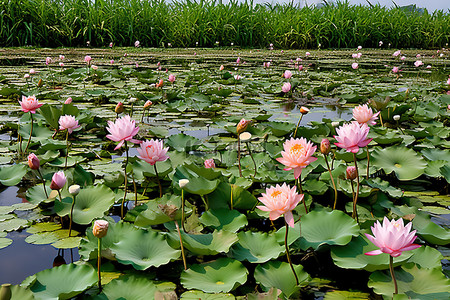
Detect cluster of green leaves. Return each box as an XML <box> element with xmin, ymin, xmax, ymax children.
<box><xmin>0</xmin><ymin>48</ymin><xmax>449</xmax><ymax>299</ymax></box>
<box><xmin>0</xmin><ymin>0</ymin><xmax>449</xmax><ymax>48</ymax></box>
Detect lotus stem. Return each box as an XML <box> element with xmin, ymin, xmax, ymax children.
<box><xmin>366</xmin><ymin>146</ymin><xmax>370</xmax><ymax>180</ymax></box>
<box><xmin>131</xmin><ymin>169</ymin><xmax>137</xmax><ymax>208</ymax></box>
<box><xmin>24</xmin><ymin>112</ymin><xmax>34</xmax><ymax>155</ymax></box>
<box><xmin>296</xmin><ymin>177</ymin><xmax>307</xmax><ymax>214</ymax></box>
<box><xmin>245</xmin><ymin>141</ymin><xmax>257</xmax><ymax>178</ymax></box>
<box><xmin>200</xmin><ymin>195</ymin><xmax>209</xmax><ymax>210</ymax></box>
<box><xmin>379</xmin><ymin>113</ymin><xmax>384</xmax><ymax>127</ymax></box>
<box><xmin>154</xmin><ymin>164</ymin><xmax>162</xmax><ymax>198</ymax></box>
<box><xmin>181</xmin><ymin>189</ymin><xmax>186</xmax><ymax>232</ymax></box>
<box><xmin>352</xmin><ymin>153</ymin><xmax>360</xmax><ymax>222</ymax></box>
<box><xmin>389</xmin><ymin>256</ymin><xmax>398</xmax><ymax>295</ymax></box>
<box><xmin>174</xmin><ymin>220</ymin><xmax>187</xmax><ymax>270</ymax></box>
<box><xmin>230</xmin><ymin>185</ymin><xmax>234</xmax><ymax>210</ymax></box>
<box><xmin>237</xmin><ymin>136</ymin><xmax>242</xmax><ymax>177</ymax></box>
<box><xmin>323</xmin><ymin>153</ymin><xmax>338</xmax><ymax>210</ymax></box>
<box><xmin>97</xmin><ymin>237</ymin><xmax>102</xmax><ymax>292</ymax></box>
<box><xmin>121</xmin><ymin>141</ymin><xmax>129</xmax><ymax>219</ymax></box>
<box><xmin>57</xmin><ymin>190</ymin><xmax>63</xmax><ymax>202</ymax></box>
<box><xmin>68</xmin><ymin>194</ymin><xmax>76</xmax><ymax>237</ymax></box>
<box><xmin>284</xmin><ymin>220</ymin><xmax>299</xmax><ymax>286</ymax></box>
<box><xmin>18</xmin><ymin>122</ymin><xmax>22</xmax><ymax>158</ymax></box>
<box><xmin>36</xmin><ymin>168</ymin><xmax>48</xmax><ymax>198</ymax></box>
<box><xmin>64</xmin><ymin>130</ymin><xmax>69</xmax><ymax>169</ymax></box>
<box><xmin>293</xmin><ymin>114</ymin><xmax>304</xmax><ymax>138</ymax></box>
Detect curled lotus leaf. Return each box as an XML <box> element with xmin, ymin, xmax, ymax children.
<box><xmin>372</xmin><ymin>147</ymin><xmax>426</xmax><ymax>180</ymax></box>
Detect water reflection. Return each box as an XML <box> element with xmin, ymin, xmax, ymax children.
<box><xmin>0</xmin><ymin>186</ymin><xmax>80</xmax><ymax>285</ymax></box>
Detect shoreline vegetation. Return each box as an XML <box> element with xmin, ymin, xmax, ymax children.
<box><xmin>0</xmin><ymin>0</ymin><xmax>449</xmax><ymax>49</ymax></box>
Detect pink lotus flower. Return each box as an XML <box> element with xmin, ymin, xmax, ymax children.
<box><xmin>352</xmin><ymin>63</ymin><xmax>359</xmax><ymax>69</ymax></box>
<box><xmin>24</xmin><ymin>74</ymin><xmax>30</xmax><ymax>79</ymax></box>
<box><xmin>93</xmin><ymin>220</ymin><xmax>109</xmax><ymax>238</ymax></box>
<box><xmin>134</xmin><ymin>40</ymin><xmax>140</xmax><ymax>47</ymax></box>
<box><xmin>298</xmin><ymin>65</ymin><xmax>303</xmax><ymax>71</ymax></box>
<box><xmin>50</xmin><ymin>171</ymin><xmax>66</xmax><ymax>190</ymax></box>
<box><xmin>400</xmin><ymin>56</ymin><xmax>406</xmax><ymax>61</ymax></box>
<box><xmin>137</xmin><ymin>139</ymin><xmax>169</xmax><ymax>166</ymax></box>
<box><xmin>109</xmin><ymin>42</ymin><xmax>113</xmax><ymax>48</ymax></box>
<box><xmin>393</xmin><ymin>50</ymin><xmax>401</xmax><ymax>57</ymax></box>
<box><xmin>334</xmin><ymin>121</ymin><xmax>372</xmax><ymax>153</ymax></box>
<box><xmin>219</xmin><ymin>65</ymin><xmax>224</xmax><ymax>71</ymax></box>
<box><xmin>156</xmin><ymin>79</ymin><xmax>164</xmax><ymax>88</ymax></box>
<box><xmin>45</xmin><ymin>57</ymin><xmax>52</xmax><ymax>65</ymax></box>
<box><xmin>352</xmin><ymin>104</ymin><xmax>380</xmax><ymax>125</ymax></box>
<box><xmin>19</xmin><ymin>95</ymin><xmax>43</xmax><ymax>114</ymax></box>
<box><xmin>392</xmin><ymin>66</ymin><xmax>399</xmax><ymax>73</ymax></box>
<box><xmin>283</xmin><ymin>70</ymin><xmax>292</xmax><ymax>79</ymax></box>
<box><xmin>110</xmin><ymin>59</ymin><xmax>114</xmax><ymax>64</ymax></box>
<box><xmin>346</xmin><ymin>166</ymin><xmax>357</xmax><ymax>180</ymax></box>
<box><xmin>144</xmin><ymin>100</ymin><xmax>153</xmax><ymax>109</ymax></box>
<box><xmin>28</xmin><ymin>153</ymin><xmax>40</xmax><ymax>170</ymax></box>
<box><xmin>64</xmin><ymin>97</ymin><xmax>72</xmax><ymax>104</ymax></box>
<box><xmin>84</xmin><ymin>55</ymin><xmax>92</xmax><ymax>64</ymax></box>
<box><xmin>365</xmin><ymin>217</ymin><xmax>421</xmax><ymax>257</ymax></box>
<box><xmin>357</xmin><ymin>53</ymin><xmax>362</xmax><ymax>58</ymax></box>
<box><xmin>29</xmin><ymin>69</ymin><xmax>36</xmax><ymax>75</ymax></box>
<box><xmin>59</xmin><ymin>62</ymin><xmax>64</xmax><ymax>67</ymax></box>
<box><xmin>447</xmin><ymin>78</ymin><xmax>450</xmax><ymax>85</ymax></box>
<box><xmin>414</xmin><ymin>60</ymin><xmax>423</xmax><ymax>67</ymax></box>
<box><xmin>204</xmin><ymin>158</ymin><xmax>215</xmax><ymax>168</ymax></box>
<box><xmin>276</xmin><ymin>137</ymin><xmax>317</xmax><ymax>179</ymax></box>
<box><xmin>106</xmin><ymin>115</ymin><xmax>140</xmax><ymax>150</ymax></box>
<box><xmin>282</xmin><ymin>82</ymin><xmax>291</xmax><ymax>93</ymax></box>
<box><xmin>357</xmin><ymin>46</ymin><xmax>362</xmax><ymax>50</ymax></box>
<box><xmin>236</xmin><ymin>57</ymin><xmax>241</xmax><ymax>64</ymax></box>
<box><xmin>352</xmin><ymin>53</ymin><xmax>358</xmax><ymax>59</ymax></box>
<box><xmin>257</xmin><ymin>183</ymin><xmax>303</xmax><ymax>227</ymax></box>
<box><xmin>59</xmin><ymin>55</ymin><xmax>65</xmax><ymax>60</ymax></box>
<box><xmin>234</xmin><ymin>75</ymin><xmax>242</xmax><ymax>80</ymax></box>
<box><xmin>305</xmin><ymin>52</ymin><xmax>310</xmax><ymax>56</ymax></box>
<box><xmin>168</xmin><ymin>74</ymin><xmax>176</xmax><ymax>83</ymax></box>
<box><xmin>59</xmin><ymin>115</ymin><xmax>80</xmax><ymax>134</ymax></box>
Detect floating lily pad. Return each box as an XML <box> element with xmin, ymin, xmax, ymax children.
<box><xmin>181</xmin><ymin>258</ymin><xmax>248</xmax><ymax>293</ymax></box>
<box><xmin>372</xmin><ymin>147</ymin><xmax>426</xmax><ymax>180</ymax></box>
<box><xmin>166</xmin><ymin>134</ymin><xmax>202</xmax><ymax>152</ymax></box>
<box><xmin>51</xmin><ymin>236</ymin><xmax>82</xmax><ymax>249</ymax></box>
<box><xmin>199</xmin><ymin>209</ymin><xmax>248</xmax><ymax>232</ymax></box>
<box><xmin>414</xmin><ymin>220</ymin><xmax>450</xmax><ymax>246</ymax></box>
<box><xmin>230</xmin><ymin>231</ymin><xmax>284</xmax><ymax>263</ymax></box>
<box><xmin>30</xmin><ymin>263</ymin><xmax>97</xmax><ymax>300</ymax></box>
<box><xmin>180</xmin><ymin>290</ymin><xmax>235</xmax><ymax>299</ymax></box>
<box><xmin>324</xmin><ymin>290</ymin><xmax>370</xmax><ymax>300</ymax></box>
<box><xmin>0</xmin><ymin>218</ymin><xmax>29</xmax><ymax>232</ymax></box>
<box><xmin>111</xmin><ymin>229</ymin><xmax>180</xmax><ymax>270</ymax></box>
<box><xmin>208</xmin><ymin>182</ymin><xmax>258</xmax><ymax>210</ymax></box>
<box><xmin>295</xmin><ymin>210</ymin><xmax>359</xmax><ymax>250</ymax></box>
<box><xmin>254</xmin><ymin>261</ymin><xmax>310</xmax><ymax>298</ymax></box>
<box><xmin>100</xmin><ymin>275</ymin><xmax>157</xmax><ymax>299</ymax></box>
<box><xmin>0</xmin><ymin>237</ymin><xmax>12</xmax><ymax>249</ymax></box>
<box><xmin>0</xmin><ymin>164</ymin><xmax>27</xmax><ymax>186</ymax></box>
<box><xmin>54</xmin><ymin>185</ymin><xmax>115</xmax><ymax>225</ymax></box>
<box><xmin>368</xmin><ymin>263</ymin><xmax>450</xmax><ymax>298</ymax></box>
<box><xmin>167</xmin><ymin>230</ymin><xmax>238</xmax><ymax>256</ymax></box>
<box><xmin>133</xmin><ymin>194</ymin><xmax>183</xmax><ymax>226</ymax></box>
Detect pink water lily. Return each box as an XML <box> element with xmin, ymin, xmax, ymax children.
<box><xmin>282</xmin><ymin>82</ymin><xmax>291</xmax><ymax>93</ymax></box>
<box><xmin>28</xmin><ymin>153</ymin><xmax>40</xmax><ymax>170</ymax></box>
<box><xmin>257</xmin><ymin>183</ymin><xmax>303</xmax><ymax>227</ymax></box>
<box><xmin>137</xmin><ymin>139</ymin><xmax>169</xmax><ymax>165</ymax></box>
<box><xmin>50</xmin><ymin>171</ymin><xmax>66</xmax><ymax>190</ymax></box>
<box><xmin>365</xmin><ymin>217</ymin><xmax>421</xmax><ymax>257</ymax></box>
<box><xmin>19</xmin><ymin>95</ymin><xmax>43</xmax><ymax>113</ymax></box>
<box><xmin>334</xmin><ymin>121</ymin><xmax>372</xmax><ymax>153</ymax></box>
<box><xmin>352</xmin><ymin>104</ymin><xmax>380</xmax><ymax>126</ymax></box>
<box><xmin>204</xmin><ymin>158</ymin><xmax>215</xmax><ymax>168</ymax></box>
<box><xmin>59</xmin><ymin>115</ymin><xmax>80</xmax><ymax>134</ymax></box>
<box><xmin>276</xmin><ymin>137</ymin><xmax>317</xmax><ymax>179</ymax></box>
<box><xmin>106</xmin><ymin>115</ymin><xmax>140</xmax><ymax>150</ymax></box>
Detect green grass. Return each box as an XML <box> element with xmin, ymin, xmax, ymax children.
<box><xmin>0</xmin><ymin>0</ymin><xmax>449</xmax><ymax>48</ymax></box>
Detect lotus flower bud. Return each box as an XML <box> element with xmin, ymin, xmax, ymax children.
<box><xmin>320</xmin><ymin>138</ymin><xmax>331</xmax><ymax>155</ymax></box>
<box><xmin>92</xmin><ymin>220</ymin><xmax>109</xmax><ymax>238</ymax></box>
<box><xmin>28</xmin><ymin>153</ymin><xmax>40</xmax><ymax>170</ymax></box>
<box><xmin>69</xmin><ymin>184</ymin><xmax>80</xmax><ymax>196</ymax></box>
<box><xmin>64</xmin><ymin>97</ymin><xmax>72</xmax><ymax>104</ymax></box>
<box><xmin>144</xmin><ymin>100</ymin><xmax>153</xmax><ymax>109</ymax></box>
<box><xmin>236</xmin><ymin>118</ymin><xmax>251</xmax><ymax>134</ymax></box>
<box><xmin>115</xmin><ymin>102</ymin><xmax>124</xmax><ymax>114</ymax></box>
<box><xmin>219</xmin><ymin>65</ymin><xmax>224</xmax><ymax>71</ymax></box>
<box><xmin>346</xmin><ymin>166</ymin><xmax>357</xmax><ymax>180</ymax></box>
<box><xmin>179</xmin><ymin>179</ymin><xmax>189</xmax><ymax>189</ymax></box>
<box><xmin>50</xmin><ymin>171</ymin><xmax>66</xmax><ymax>190</ymax></box>
<box><xmin>300</xmin><ymin>106</ymin><xmax>310</xmax><ymax>115</ymax></box>
<box><xmin>29</xmin><ymin>69</ymin><xmax>36</xmax><ymax>75</ymax></box>
<box><xmin>156</xmin><ymin>79</ymin><xmax>164</xmax><ymax>88</ymax></box>
<box><xmin>24</xmin><ymin>74</ymin><xmax>30</xmax><ymax>79</ymax></box>
<box><xmin>331</xmin><ymin>121</ymin><xmax>340</xmax><ymax>127</ymax></box>
<box><xmin>239</xmin><ymin>132</ymin><xmax>252</xmax><ymax>142</ymax></box>
<box><xmin>204</xmin><ymin>158</ymin><xmax>216</xmax><ymax>169</ymax></box>
<box><xmin>393</xmin><ymin>115</ymin><xmax>400</xmax><ymax>121</ymax></box>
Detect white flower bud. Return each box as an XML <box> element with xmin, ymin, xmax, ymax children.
<box><xmin>331</xmin><ymin>121</ymin><xmax>340</xmax><ymax>127</ymax></box>
<box><xmin>69</xmin><ymin>184</ymin><xmax>80</xmax><ymax>196</ymax></box>
<box><xmin>179</xmin><ymin>179</ymin><xmax>189</xmax><ymax>189</ymax></box>
<box><xmin>239</xmin><ymin>132</ymin><xmax>252</xmax><ymax>142</ymax></box>
<box><xmin>393</xmin><ymin>115</ymin><xmax>400</xmax><ymax>121</ymax></box>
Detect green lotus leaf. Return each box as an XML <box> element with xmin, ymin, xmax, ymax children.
<box><xmin>199</xmin><ymin>209</ymin><xmax>248</xmax><ymax>232</ymax></box>
<box><xmin>324</xmin><ymin>290</ymin><xmax>370</xmax><ymax>300</ymax></box>
<box><xmin>25</xmin><ymin>232</ymin><xmax>60</xmax><ymax>245</ymax></box>
<box><xmin>230</xmin><ymin>231</ymin><xmax>284</xmax><ymax>263</ymax></box>
<box><xmin>182</xmin><ymin>162</ymin><xmax>222</xmax><ymax>180</ymax></box>
<box><xmin>441</xmin><ymin>164</ymin><xmax>450</xmax><ymax>183</ymax></box>
<box><xmin>330</xmin><ymin>234</ymin><xmax>413</xmax><ymax>271</ymax></box>
<box><xmin>365</xmin><ymin>178</ymin><xmax>403</xmax><ymax>198</ymax></box>
<box><xmin>27</xmin><ymin>222</ymin><xmax>61</xmax><ymax>234</ymax></box>
<box><xmin>372</xmin><ymin>147</ymin><xmax>426</xmax><ymax>180</ymax></box>
<box><xmin>110</xmin><ymin>229</ymin><xmax>180</xmax><ymax>270</ymax></box>
<box><xmin>368</xmin><ymin>263</ymin><xmax>450</xmax><ymax>298</ymax></box>
<box><xmin>0</xmin><ymin>237</ymin><xmax>12</xmax><ymax>249</ymax></box>
<box><xmin>62</xmin><ymin>103</ymin><xmax>79</xmax><ymax>116</ymax></box>
<box><xmin>246</xmin><ymin>287</ymin><xmax>279</xmax><ymax>300</ymax></box>
<box><xmin>265</xmin><ymin>121</ymin><xmax>295</xmax><ymax>137</ymax></box>
<box><xmin>303</xmin><ymin>179</ymin><xmax>328</xmax><ymax>195</ymax></box>
<box><xmin>406</xmin><ymin>246</ymin><xmax>443</xmax><ymax>269</ymax></box>
<box><xmin>0</xmin><ymin>164</ymin><xmax>27</xmax><ymax>186</ymax></box>
<box><xmin>12</xmin><ymin>203</ymin><xmax>38</xmax><ymax>211</ymax></box>
<box><xmin>79</xmin><ymin>220</ymin><xmax>137</xmax><ymax>260</ymax></box>
<box><xmin>46</xmin><ymin>157</ymin><xmax>86</xmax><ymax>168</ymax></box>
<box><xmin>30</xmin><ymin>263</ymin><xmax>97</xmax><ymax>300</ymax></box>
<box><xmin>54</xmin><ymin>185</ymin><xmax>115</xmax><ymax>224</ymax></box>
<box><xmin>167</xmin><ymin>230</ymin><xmax>238</xmax><ymax>256</ymax></box>
<box><xmin>25</xmin><ymin>184</ymin><xmax>53</xmax><ymax>205</ymax></box>
<box><xmin>130</xmin><ymin>159</ymin><xmax>172</xmax><ymax>180</ymax></box>
<box><xmin>295</xmin><ymin>210</ymin><xmax>359</xmax><ymax>250</ymax></box>
<box><xmin>421</xmin><ymin>148</ymin><xmax>450</xmax><ymax>162</ymax></box>
<box><xmin>0</xmin><ymin>218</ymin><xmax>29</xmax><ymax>232</ymax></box>
<box><xmin>181</xmin><ymin>258</ymin><xmax>248</xmax><ymax>293</ymax></box>
<box><xmin>173</xmin><ymin>165</ymin><xmax>220</xmax><ymax>195</ymax></box>
<box><xmin>337</xmin><ymin>178</ymin><xmax>373</xmax><ymax>198</ymax></box>
<box><xmin>275</xmin><ymin>222</ymin><xmax>302</xmax><ymax>246</ymax></box>
<box><xmin>0</xmin><ymin>206</ymin><xmax>14</xmax><ymax>215</ymax></box>
<box><xmin>39</xmin><ymin>140</ymin><xmax>67</xmax><ymax>151</ymax></box>
<box><xmin>424</xmin><ymin>160</ymin><xmax>447</xmax><ymax>178</ymax></box>
<box><xmin>208</xmin><ymin>182</ymin><xmax>258</xmax><ymax>210</ymax></box>
<box><xmin>414</xmin><ymin>220</ymin><xmax>450</xmax><ymax>245</ymax></box>
<box><xmin>100</xmin><ymin>275</ymin><xmax>157</xmax><ymax>299</ymax></box>
<box><xmin>254</xmin><ymin>261</ymin><xmax>310</xmax><ymax>298</ymax></box>
<box><xmin>133</xmin><ymin>194</ymin><xmax>183</xmax><ymax>226</ymax></box>
<box><xmin>166</xmin><ymin>133</ymin><xmax>202</xmax><ymax>152</ymax></box>
<box><xmin>39</xmin><ymin>104</ymin><xmax>62</xmax><ymax>129</ymax></box>
<box><xmin>7</xmin><ymin>284</ymin><xmax>35</xmax><ymax>300</ymax></box>
<box><xmin>51</xmin><ymin>237</ymin><xmax>82</xmax><ymax>249</ymax></box>
<box><xmin>19</xmin><ymin>123</ymin><xmax>53</xmax><ymax>143</ymax></box>
<box><xmin>180</xmin><ymin>290</ymin><xmax>235</xmax><ymax>299</ymax></box>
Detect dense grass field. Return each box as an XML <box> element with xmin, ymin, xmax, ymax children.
<box><xmin>0</xmin><ymin>0</ymin><xmax>449</xmax><ymax>49</ymax></box>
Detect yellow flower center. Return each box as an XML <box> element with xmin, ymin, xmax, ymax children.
<box><xmin>271</xmin><ymin>190</ymin><xmax>282</xmax><ymax>198</ymax></box>
<box><xmin>290</xmin><ymin>143</ymin><xmax>306</xmax><ymax>156</ymax></box>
